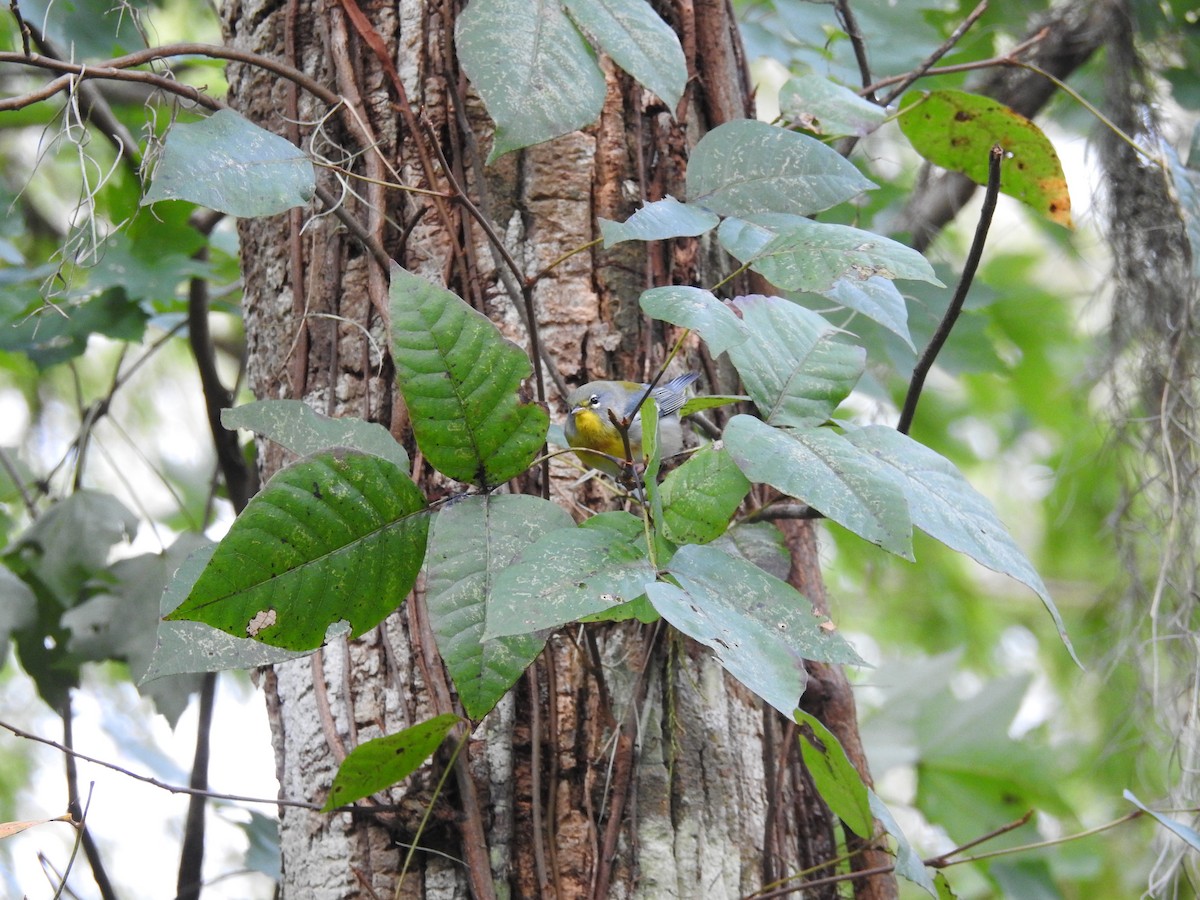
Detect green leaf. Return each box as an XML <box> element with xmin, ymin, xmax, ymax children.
<box><xmin>726</xmin><ymin>294</ymin><xmax>865</xmax><ymax>427</ymax></box>
<box><xmin>842</xmin><ymin>425</ymin><xmax>1077</xmax><ymax>662</ymax></box>
<box><xmin>142</xmin><ymin>109</ymin><xmax>315</xmax><ymax>217</ymax></box>
<box><xmin>389</xmin><ymin>264</ymin><xmax>548</xmax><ymax>488</ymax></box>
<box><xmin>143</xmin><ymin>542</ymin><xmax>307</xmax><ymax>683</ymax></box>
<box><xmin>577</xmin><ymin>594</ymin><xmax>658</xmax><ymax>624</ymax></box>
<box><xmin>425</xmin><ymin>495</ymin><xmax>571</xmax><ymax>720</ymax></box>
<box><xmin>20</xmin><ymin>0</ymin><xmax>150</xmax><ymax>57</ymax></box>
<box><xmin>63</xmin><ymin>535</ymin><xmax>207</xmax><ymax>725</ymax></box>
<box><xmin>898</xmin><ymin>90</ymin><xmax>1071</xmax><ymax>228</ymax></box>
<box><xmin>456</xmin><ymin>0</ymin><xmax>606</xmax><ymax>161</ymax></box>
<box><xmin>660</xmin><ymin>446</ymin><xmax>751</xmax><ymax>545</ymax></box>
<box><xmin>651</xmin><ymin>544</ymin><xmax>863</xmax><ymax>716</ymax></box>
<box><xmin>599</xmin><ymin>197</ymin><xmax>720</xmax><ymax>247</ymax></box>
<box><xmin>562</xmin><ymin>0</ymin><xmax>686</xmax><ymax>110</ymax></box>
<box><xmin>779</xmin><ymin>73</ymin><xmax>889</xmax><ymax>138</ymax></box>
<box><xmin>8</xmin><ymin>490</ymin><xmax>138</xmax><ymax>606</ymax></box>
<box><xmin>0</xmin><ymin>287</ymin><xmax>149</xmax><ymax>370</ymax></box>
<box><xmin>869</xmin><ymin>790</ymin><xmax>937</xmax><ymax>895</ymax></box>
<box><xmin>679</xmin><ymin>395</ymin><xmax>746</xmax><ymax>417</ymax></box>
<box><xmin>484</xmin><ymin>522</ymin><xmax>655</xmax><ymax>638</ymax></box>
<box><xmin>222</xmin><ymin>400</ymin><xmax>409</xmax><ymax>470</ymax></box>
<box><xmin>687</xmin><ymin>119</ymin><xmax>875</xmax><ymax>218</ymax></box>
<box><xmin>322</xmin><ymin>714</ymin><xmax>461</xmax><ymax>811</ymax></box>
<box><xmin>639</xmin><ymin>286</ymin><xmax>748</xmax><ymax>357</ymax></box>
<box><xmin>718</xmin><ymin>214</ymin><xmax>943</xmax><ymax>293</ymax></box>
<box><xmin>0</xmin><ymin>565</ymin><xmax>36</xmax><ymax>647</ymax></box>
<box><xmin>724</xmin><ymin>417</ymin><xmax>914</xmax><ymax>560</ymax></box>
<box><xmin>1124</xmin><ymin>790</ymin><xmax>1200</xmax><ymax>852</ymax></box>
<box><xmin>822</xmin><ymin>276</ymin><xmax>915</xmax><ymax>351</ymax></box>
<box><xmin>87</xmin><ymin>215</ymin><xmax>211</xmax><ymax>309</ymax></box>
<box><xmin>166</xmin><ymin>451</ymin><xmax>429</xmax><ymax>650</ymax></box>
<box><xmin>793</xmin><ymin>709</ymin><xmax>872</xmax><ymax>838</ymax></box>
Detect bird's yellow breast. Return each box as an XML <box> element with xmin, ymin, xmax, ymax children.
<box><xmin>570</xmin><ymin>408</ymin><xmax>631</xmax><ymax>458</ymax></box>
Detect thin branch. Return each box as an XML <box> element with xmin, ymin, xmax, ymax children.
<box><xmin>9</xmin><ymin>0</ymin><xmax>32</xmax><ymax>57</ymax></box>
<box><xmin>2</xmin><ymin>42</ymin><xmax>340</xmax><ymax>104</ymax></box>
<box><xmin>59</xmin><ymin>700</ymin><xmax>117</xmax><ymax>900</ymax></box>
<box><xmin>834</xmin><ymin>0</ymin><xmax>875</xmax><ymax>101</ymax></box>
<box><xmin>926</xmin><ymin>810</ymin><xmax>1033</xmax><ymax>865</ymax></box>
<box><xmin>752</xmin><ymin>863</ymin><xmax>896</xmax><ymax>899</ymax></box>
<box><xmin>941</xmin><ymin>810</ymin><xmax>1146</xmax><ymax>867</ymax></box>
<box><xmin>861</xmin><ymin>29</ymin><xmax>1048</xmax><ymax>97</ymax></box>
<box><xmin>879</xmin><ymin>1</ymin><xmax>990</xmax><ymax>106</ymax></box>
<box><xmin>0</xmin><ymin>446</ymin><xmax>38</xmax><ymax>517</ymax></box>
<box><xmin>1014</xmin><ymin>59</ymin><xmax>1160</xmax><ymax>165</ymax></box>
<box><xmin>25</xmin><ymin>22</ymin><xmax>142</xmax><ymax>172</ymax></box>
<box><xmin>0</xmin><ymin>718</ymin><xmax>324</xmax><ymax>810</ymax></box>
<box><xmin>312</xmin><ymin>183</ymin><xmax>390</xmax><ymax>270</ymax></box>
<box><xmin>174</xmin><ymin>673</ymin><xmax>216</xmax><ymax>900</ymax></box>
<box><xmin>187</xmin><ymin>212</ymin><xmax>258</xmax><ymax>512</ymax></box>
<box><xmin>527</xmin><ymin>665</ymin><xmax>551</xmax><ymax>895</ymax></box>
<box><xmin>0</xmin><ymin>63</ymin><xmax>223</xmax><ymax>113</ymax></box>
<box><xmin>897</xmin><ymin>144</ymin><xmax>1003</xmax><ymax>435</ymax></box>
<box><xmin>50</xmin><ymin>782</ymin><xmax>92</xmax><ymax>900</ymax></box>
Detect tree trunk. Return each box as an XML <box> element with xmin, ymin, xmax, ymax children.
<box><xmin>222</xmin><ymin>0</ymin><xmax>893</xmax><ymax>896</ymax></box>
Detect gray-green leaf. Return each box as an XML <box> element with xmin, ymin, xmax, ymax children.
<box><xmin>457</xmin><ymin>0</ymin><xmax>606</xmax><ymax>161</ymax></box>
<box><xmin>484</xmin><ymin>522</ymin><xmax>655</xmax><ymax>638</ymax></box>
<box><xmin>726</xmin><ymin>294</ymin><xmax>865</xmax><ymax>427</ymax></box>
<box><xmin>640</xmin><ymin>285</ymin><xmax>748</xmax><ymax>357</ymax></box>
<box><xmin>563</xmin><ymin>0</ymin><xmax>686</xmax><ymax>110</ymax></box>
<box><xmin>426</xmin><ymin>495</ymin><xmax>571</xmax><ymax>720</ymax></box>
<box><xmin>600</xmin><ymin>197</ymin><xmax>720</xmax><ymax>247</ymax></box>
<box><xmin>687</xmin><ymin>119</ymin><xmax>875</xmax><ymax>218</ymax></box>
<box><xmin>142</xmin><ymin>109</ymin><xmax>314</xmax><ymax>217</ymax></box>
<box><xmin>143</xmin><ymin>542</ymin><xmax>308</xmax><ymax>684</ymax></box>
<box><xmin>724</xmin><ymin>416</ymin><xmax>914</xmax><ymax>559</ymax></box>
<box><xmin>719</xmin><ymin>214</ymin><xmax>942</xmax><ymax>293</ymax></box>
<box><xmin>652</xmin><ymin>544</ymin><xmax>863</xmax><ymax>717</ymax></box>
<box><xmin>822</xmin><ymin>276</ymin><xmax>915</xmax><ymax>351</ymax></box>
<box><xmin>843</xmin><ymin>425</ymin><xmax>1078</xmax><ymax>661</ymax></box>
<box><xmin>780</xmin><ymin>73</ymin><xmax>889</xmax><ymax>138</ymax></box>
<box><xmin>223</xmin><ymin>400</ymin><xmax>408</xmax><ymax>470</ymax></box>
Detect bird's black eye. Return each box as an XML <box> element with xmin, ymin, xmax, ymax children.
<box><xmin>589</xmin><ymin>394</ymin><xmax>600</xmax><ymax>407</ymax></box>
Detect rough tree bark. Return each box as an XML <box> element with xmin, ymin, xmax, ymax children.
<box><xmin>220</xmin><ymin>0</ymin><xmax>893</xmax><ymax>896</ymax></box>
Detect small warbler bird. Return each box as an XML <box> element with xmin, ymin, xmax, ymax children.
<box><xmin>564</xmin><ymin>372</ymin><xmax>699</xmax><ymax>477</ymax></box>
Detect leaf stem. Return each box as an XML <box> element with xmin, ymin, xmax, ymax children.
<box><xmin>897</xmin><ymin>143</ymin><xmax>1003</xmax><ymax>435</ymax></box>
<box><xmin>397</xmin><ymin>728</ymin><xmax>469</xmax><ymax>887</ymax></box>
<box><xmin>1013</xmin><ymin>60</ymin><xmax>1162</xmax><ymax>166</ymax></box>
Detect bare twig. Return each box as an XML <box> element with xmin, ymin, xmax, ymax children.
<box><xmin>0</xmin><ymin>43</ymin><xmax>340</xmax><ymax>108</ymax></box>
<box><xmin>60</xmin><ymin>700</ymin><xmax>117</xmax><ymax>900</ymax></box>
<box><xmin>862</xmin><ymin>29</ymin><xmax>1049</xmax><ymax>98</ymax></box>
<box><xmin>175</xmin><ymin>674</ymin><xmax>216</xmax><ymax>900</ymax></box>
<box><xmin>879</xmin><ymin>1</ymin><xmax>990</xmax><ymax>106</ymax></box>
<box><xmin>835</xmin><ymin>0</ymin><xmax>875</xmax><ymax>101</ymax></box>
<box><xmin>8</xmin><ymin>0</ymin><xmax>31</xmax><ymax>56</ymax></box>
<box><xmin>926</xmin><ymin>810</ymin><xmax>1034</xmax><ymax>866</ymax></box>
<box><xmin>51</xmin><ymin>782</ymin><xmax>92</xmax><ymax>900</ymax></box>
<box><xmin>1</xmin><ymin>718</ymin><xmax>324</xmax><ymax>810</ymax></box>
<box><xmin>897</xmin><ymin>144</ymin><xmax>1003</xmax><ymax>435</ymax></box>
